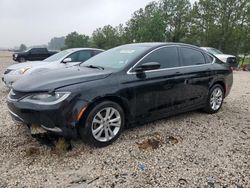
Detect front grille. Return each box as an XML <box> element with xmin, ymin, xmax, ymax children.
<box><xmin>4</xmin><ymin>69</ymin><xmax>12</xmax><ymax>75</ymax></box>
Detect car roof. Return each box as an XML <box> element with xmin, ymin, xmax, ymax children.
<box><xmin>120</xmin><ymin>42</ymin><xmax>203</xmax><ymax>51</ymax></box>
<box><xmin>201</xmin><ymin>47</ymin><xmax>215</xmax><ymax>50</ymax></box>
<box><xmin>66</xmin><ymin>48</ymin><xmax>104</xmax><ymax>52</ymax></box>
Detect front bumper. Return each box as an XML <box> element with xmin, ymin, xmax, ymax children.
<box><xmin>7</xmin><ymin>98</ymin><xmax>88</xmax><ymax>139</ymax></box>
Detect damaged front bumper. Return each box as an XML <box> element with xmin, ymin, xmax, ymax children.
<box><xmin>7</xmin><ymin>98</ymin><xmax>88</xmax><ymax>139</ymax></box>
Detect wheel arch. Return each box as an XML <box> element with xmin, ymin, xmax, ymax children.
<box><xmin>78</xmin><ymin>95</ymin><xmax>131</xmax><ymax>128</ymax></box>
<box><xmin>210</xmin><ymin>80</ymin><xmax>226</xmax><ymax>97</ymax></box>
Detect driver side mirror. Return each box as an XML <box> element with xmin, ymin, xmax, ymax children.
<box><xmin>133</xmin><ymin>62</ymin><xmax>160</xmax><ymax>72</ymax></box>
<box><xmin>62</xmin><ymin>58</ymin><xmax>72</xmax><ymax>63</ymax></box>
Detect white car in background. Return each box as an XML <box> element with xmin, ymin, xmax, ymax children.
<box><xmin>2</xmin><ymin>48</ymin><xmax>104</xmax><ymax>88</ymax></box>
<box><xmin>201</xmin><ymin>47</ymin><xmax>237</xmax><ymax>67</ymax></box>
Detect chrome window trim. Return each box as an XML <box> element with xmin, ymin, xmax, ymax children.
<box><xmin>127</xmin><ymin>45</ymin><xmax>215</xmax><ymax>75</ymax></box>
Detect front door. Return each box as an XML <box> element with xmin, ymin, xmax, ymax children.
<box><xmin>127</xmin><ymin>46</ymin><xmax>185</xmax><ymax>120</ymax></box>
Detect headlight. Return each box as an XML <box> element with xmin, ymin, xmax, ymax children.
<box><xmin>14</xmin><ymin>67</ymin><xmax>31</xmax><ymax>75</ymax></box>
<box><xmin>4</xmin><ymin>69</ymin><xmax>12</xmax><ymax>75</ymax></box>
<box><xmin>21</xmin><ymin>92</ymin><xmax>71</xmax><ymax>105</ymax></box>
<box><xmin>14</xmin><ymin>54</ymin><xmax>18</xmax><ymax>58</ymax></box>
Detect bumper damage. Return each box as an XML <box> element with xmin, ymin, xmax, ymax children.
<box><xmin>7</xmin><ymin>99</ymin><xmax>88</xmax><ymax>139</ymax></box>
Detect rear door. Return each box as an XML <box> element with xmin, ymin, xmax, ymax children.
<box><xmin>29</xmin><ymin>49</ymin><xmax>38</xmax><ymax>60</ymax></box>
<box><xmin>178</xmin><ymin>47</ymin><xmax>212</xmax><ymax>107</ymax></box>
<box><xmin>29</xmin><ymin>48</ymin><xmax>46</xmax><ymax>60</ymax></box>
<box><xmin>40</xmin><ymin>48</ymin><xmax>49</xmax><ymax>59</ymax></box>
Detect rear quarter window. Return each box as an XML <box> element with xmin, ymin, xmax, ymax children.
<box><xmin>204</xmin><ymin>53</ymin><xmax>214</xmax><ymax>64</ymax></box>
<box><xmin>180</xmin><ymin>47</ymin><xmax>206</xmax><ymax>66</ymax></box>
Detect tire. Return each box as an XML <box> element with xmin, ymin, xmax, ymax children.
<box><xmin>203</xmin><ymin>84</ymin><xmax>224</xmax><ymax>114</ymax></box>
<box><xmin>79</xmin><ymin>101</ymin><xmax>124</xmax><ymax>147</ymax></box>
<box><xmin>18</xmin><ymin>57</ymin><xmax>26</xmax><ymax>63</ymax></box>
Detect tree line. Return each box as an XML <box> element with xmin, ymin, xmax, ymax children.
<box><xmin>21</xmin><ymin>0</ymin><xmax>250</xmax><ymax>58</ymax></box>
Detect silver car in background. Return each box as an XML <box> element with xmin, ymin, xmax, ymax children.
<box><xmin>2</xmin><ymin>48</ymin><xmax>104</xmax><ymax>88</ymax></box>
<box><xmin>201</xmin><ymin>47</ymin><xmax>237</xmax><ymax>67</ymax></box>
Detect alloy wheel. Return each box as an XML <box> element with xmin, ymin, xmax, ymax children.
<box><xmin>91</xmin><ymin>107</ymin><xmax>121</xmax><ymax>142</ymax></box>
<box><xmin>210</xmin><ymin>87</ymin><xmax>223</xmax><ymax>111</ymax></box>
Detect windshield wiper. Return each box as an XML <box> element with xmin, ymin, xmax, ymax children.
<box><xmin>84</xmin><ymin>65</ymin><xmax>104</xmax><ymax>70</ymax></box>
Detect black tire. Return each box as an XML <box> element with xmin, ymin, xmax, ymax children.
<box><xmin>79</xmin><ymin>101</ymin><xmax>124</xmax><ymax>147</ymax></box>
<box><xmin>18</xmin><ymin>57</ymin><xmax>26</xmax><ymax>63</ymax></box>
<box><xmin>203</xmin><ymin>84</ymin><xmax>224</xmax><ymax>114</ymax></box>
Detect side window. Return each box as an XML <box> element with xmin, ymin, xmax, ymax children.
<box><xmin>40</xmin><ymin>48</ymin><xmax>47</xmax><ymax>54</ymax></box>
<box><xmin>139</xmin><ymin>47</ymin><xmax>179</xmax><ymax>69</ymax></box>
<box><xmin>31</xmin><ymin>48</ymin><xmax>46</xmax><ymax>54</ymax></box>
<box><xmin>204</xmin><ymin>53</ymin><xmax>214</xmax><ymax>64</ymax></box>
<box><xmin>30</xmin><ymin>49</ymin><xmax>37</xmax><ymax>54</ymax></box>
<box><xmin>180</xmin><ymin>47</ymin><xmax>206</xmax><ymax>66</ymax></box>
<box><xmin>77</xmin><ymin>51</ymin><xmax>92</xmax><ymax>62</ymax></box>
<box><xmin>67</xmin><ymin>52</ymin><xmax>79</xmax><ymax>62</ymax></box>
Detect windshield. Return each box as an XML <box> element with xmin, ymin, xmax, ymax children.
<box><xmin>206</xmin><ymin>48</ymin><xmax>223</xmax><ymax>55</ymax></box>
<box><xmin>43</xmin><ymin>49</ymin><xmax>73</xmax><ymax>62</ymax></box>
<box><xmin>81</xmin><ymin>45</ymin><xmax>150</xmax><ymax>70</ymax></box>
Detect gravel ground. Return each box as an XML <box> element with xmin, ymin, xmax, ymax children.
<box><xmin>0</xmin><ymin>51</ymin><xmax>249</xmax><ymax>188</ymax></box>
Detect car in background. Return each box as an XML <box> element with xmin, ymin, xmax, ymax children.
<box><xmin>2</xmin><ymin>48</ymin><xmax>104</xmax><ymax>88</ymax></box>
<box><xmin>201</xmin><ymin>47</ymin><xmax>237</xmax><ymax>68</ymax></box>
<box><xmin>7</xmin><ymin>43</ymin><xmax>233</xmax><ymax>147</ymax></box>
<box><xmin>12</xmin><ymin>48</ymin><xmax>58</xmax><ymax>62</ymax></box>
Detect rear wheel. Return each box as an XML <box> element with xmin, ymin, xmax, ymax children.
<box><xmin>204</xmin><ymin>84</ymin><xmax>224</xmax><ymax>114</ymax></box>
<box><xmin>79</xmin><ymin>101</ymin><xmax>124</xmax><ymax>147</ymax></box>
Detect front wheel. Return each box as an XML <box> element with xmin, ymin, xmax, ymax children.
<box><xmin>203</xmin><ymin>84</ymin><xmax>224</xmax><ymax>114</ymax></box>
<box><xmin>79</xmin><ymin>101</ymin><xmax>124</xmax><ymax>147</ymax></box>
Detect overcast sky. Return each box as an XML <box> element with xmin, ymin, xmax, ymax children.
<box><xmin>0</xmin><ymin>0</ymin><xmax>195</xmax><ymax>48</ymax></box>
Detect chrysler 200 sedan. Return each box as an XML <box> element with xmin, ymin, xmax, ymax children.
<box><xmin>7</xmin><ymin>43</ymin><xmax>233</xmax><ymax>147</ymax></box>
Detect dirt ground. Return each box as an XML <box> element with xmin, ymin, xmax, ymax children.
<box><xmin>0</xmin><ymin>51</ymin><xmax>249</xmax><ymax>188</ymax></box>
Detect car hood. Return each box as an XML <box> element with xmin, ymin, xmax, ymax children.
<box><xmin>7</xmin><ymin>61</ymin><xmax>50</xmax><ymax>70</ymax></box>
<box><xmin>12</xmin><ymin>65</ymin><xmax>112</xmax><ymax>92</ymax></box>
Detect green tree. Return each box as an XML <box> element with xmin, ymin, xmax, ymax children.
<box><xmin>19</xmin><ymin>44</ymin><xmax>27</xmax><ymax>52</ymax></box>
<box><xmin>48</xmin><ymin>37</ymin><xmax>65</xmax><ymax>50</ymax></box>
<box><xmin>160</xmin><ymin>0</ymin><xmax>191</xmax><ymax>42</ymax></box>
<box><xmin>91</xmin><ymin>25</ymin><xmax>124</xmax><ymax>49</ymax></box>
<box><xmin>64</xmin><ymin>32</ymin><xmax>89</xmax><ymax>49</ymax></box>
<box><xmin>188</xmin><ymin>0</ymin><xmax>250</xmax><ymax>55</ymax></box>
<box><xmin>186</xmin><ymin>0</ymin><xmax>218</xmax><ymax>46</ymax></box>
<box><xmin>125</xmin><ymin>2</ymin><xmax>165</xmax><ymax>43</ymax></box>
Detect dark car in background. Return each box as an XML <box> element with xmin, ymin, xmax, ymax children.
<box><xmin>13</xmin><ymin>48</ymin><xmax>58</xmax><ymax>62</ymax></box>
<box><xmin>7</xmin><ymin>43</ymin><xmax>233</xmax><ymax>147</ymax></box>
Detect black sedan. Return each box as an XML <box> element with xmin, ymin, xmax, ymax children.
<box><xmin>7</xmin><ymin>43</ymin><xmax>233</xmax><ymax>147</ymax></box>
